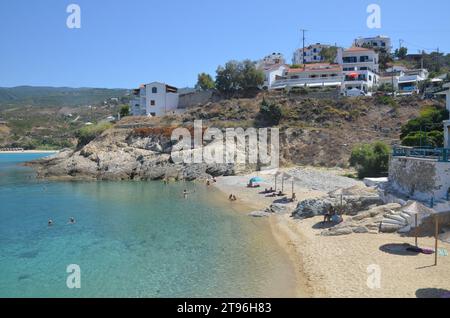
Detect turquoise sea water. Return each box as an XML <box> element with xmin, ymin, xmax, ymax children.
<box><xmin>0</xmin><ymin>153</ymin><xmax>296</xmax><ymax>297</ymax></box>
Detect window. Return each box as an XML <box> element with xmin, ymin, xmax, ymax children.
<box><xmin>343</xmin><ymin>57</ymin><xmax>357</xmax><ymax>63</ymax></box>
<box><xmin>360</xmin><ymin>56</ymin><xmax>369</xmax><ymax>62</ymax></box>
<box><xmin>369</xmin><ymin>75</ymin><xmax>372</xmax><ymax>81</ymax></box>
<box><xmin>150</xmin><ymin>112</ymin><xmax>156</xmax><ymax>116</ymax></box>
<box><xmin>152</xmin><ymin>87</ymin><xmax>157</xmax><ymax>94</ymax></box>
<box><xmin>150</xmin><ymin>100</ymin><xmax>155</xmax><ymax>106</ymax></box>
<box><xmin>321</xmin><ymin>74</ymin><xmax>327</xmax><ymax>78</ymax></box>
<box><xmin>360</xmin><ymin>67</ymin><xmax>368</xmax><ymax>70</ymax></box>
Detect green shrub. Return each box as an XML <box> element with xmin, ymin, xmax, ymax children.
<box><xmin>401</xmin><ymin>130</ymin><xmax>444</xmax><ymax>148</ymax></box>
<box><xmin>375</xmin><ymin>95</ymin><xmax>397</xmax><ymax>107</ymax></box>
<box><xmin>258</xmin><ymin>98</ymin><xmax>282</xmax><ymax>126</ymax></box>
<box><xmin>349</xmin><ymin>141</ymin><xmax>391</xmax><ymax>179</ymax></box>
<box><xmin>400</xmin><ymin>105</ymin><xmax>449</xmax><ymax>146</ymax></box>
<box><xmin>120</xmin><ymin>105</ymin><xmax>130</xmax><ymax>118</ymax></box>
<box><xmin>76</xmin><ymin>122</ymin><xmax>113</xmax><ymax>147</ymax></box>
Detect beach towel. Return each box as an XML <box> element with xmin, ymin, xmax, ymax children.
<box><xmin>438</xmin><ymin>248</ymin><xmax>449</xmax><ymax>257</ymax></box>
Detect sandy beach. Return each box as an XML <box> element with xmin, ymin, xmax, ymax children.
<box><xmin>213</xmin><ymin>167</ymin><xmax>450</xmax><ymax>298</ymax></box>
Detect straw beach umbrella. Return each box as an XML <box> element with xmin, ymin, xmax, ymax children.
<box><xmin>403</xmin><ymin>201</ymin><xmax>440</xmax><ymax>265</ymax></box>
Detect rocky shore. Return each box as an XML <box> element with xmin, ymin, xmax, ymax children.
<box><xmin>26</xmin><ymin>128</ymin><xmax>239</xmax><ymax>181</ymax></box>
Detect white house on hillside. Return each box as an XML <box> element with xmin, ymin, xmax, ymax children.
<box><xmin>292</xmin><ymin>43</ymin><xmax>337</xmax><ymax>65</ymax></box>
<box><xmin>130</xmin><ymin>82</ymin><xmax>179</xmax><ymax>117</ymax></box>
<box><xmin>338</xmin><ymin>47</ymin><xmax>380</xmax><ymax>95</ymax></box>
<box><xmin>257</xmin><ymin>53</ymin><xmax>285</xmax><ymax>68</ymax></box>
<box><xmin>354</xmin><ymin>35</ymin><xmax>392</xmax><ymax>52</ymax></box>
<box><xmin>261</xmin><ymin>64</ymin><xmax>289</xmax><ymax>90</ymax></box>
<box><xmin>270</xmin><ymin>63</ymin><xmax>343</xmax><ymax>90</ymax></box>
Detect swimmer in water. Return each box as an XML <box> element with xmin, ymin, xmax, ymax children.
<box><xmin>48</xmin><ymin>219</ymin><xmax>53</xmax><ymax>226</ymax></box>
<box><xmin>69</xmin><ymin>217</ymin><xmax>76</xmax><ymax>224</ymax></box>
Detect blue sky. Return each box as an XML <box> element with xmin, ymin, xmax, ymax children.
<box><xmin>0</xmin><ymin>0</ymin><xmax>449</xmax><ymax>89</ymax></box>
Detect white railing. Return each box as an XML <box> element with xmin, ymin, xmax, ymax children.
<box><xmin>271</xmin><ymin>76</ymin><xmax>343</xmax><ymax>89</ymax></box>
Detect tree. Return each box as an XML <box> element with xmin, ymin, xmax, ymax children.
<box><xmin>239</xmin><ymin>59</ymin><xmax>265</xmax><ymax>90</ymax></box>
<box><xmin>349</xmin><ymin>141</ymin><xmax>391</xmax><ymax>179</ymax></box>
<box><xmin>215</xmin><ymin>61</ymin><xmax>241</xmax><ymax>95</ymax></box>
<box><xmin>320</xmin><ymin>46</ymin><xmax>338</xmax><ymax>63</ymax></box>
<box><xmin>395</xmin><ymin>47</ymin><xmax>408</xmax><ymax>59</ymax></box>
<box><xmin>215</xmin><ymin>60</ymin><xmax>264</xmax><ymax>95</ymax></box>
<box><xmin>120</xmin><ymin>105</ymin><xmax>130</xmax><ymax>118</ymax></box>
<box><xmin>195</xmin><ymin>73</ymin><xmax>215</xmax><ymax>90</ymax></box>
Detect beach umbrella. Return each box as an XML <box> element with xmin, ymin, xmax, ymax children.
<box><xmin>249</xmin><ymin>176</ymin><xmax>264</xmax><ymax>183</ymax></box>
<box><xmin>403</xmin><ymin>201</ymin><xmax>439</xmax><ymax>265</ymax></box>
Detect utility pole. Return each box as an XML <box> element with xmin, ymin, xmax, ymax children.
<box><xmin>300</xmin><ymin>29</ymin><xmax>307</xmax><ymax>70</ymax></box>
<box><xmin>437</xmin><ymin>47</ymin><xmax>440</xmax><ymax>72</ymax></box>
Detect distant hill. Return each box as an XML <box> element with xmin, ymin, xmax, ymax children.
<box><xmin>0</xmin><ymin>86</ymin><xmax>129</xmax><ymax>108</ymax></box>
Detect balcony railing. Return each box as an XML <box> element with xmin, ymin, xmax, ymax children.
<box><xmin>272</xmin><ymin>76</ymin><xmax>343</xmax><ymax>88</ymax></box>
<box><xmin>392</xmin><ymin>146</ymin><xmax>450</xmax><ymax>162</ymax></box>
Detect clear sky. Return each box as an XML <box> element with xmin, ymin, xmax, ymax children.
<box><xmin>1</xmin><ymin>0</ymin><xmax>449</xmax><ymax>89</ymax></box>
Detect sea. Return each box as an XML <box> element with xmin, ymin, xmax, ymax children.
<box><xmin>0</xmin><ymin>153</ymin><xmax>296</xmax><ymax>297</ymax></box>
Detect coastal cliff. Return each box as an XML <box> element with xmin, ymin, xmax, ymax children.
<box><xmin>26</xmin><ymin>127</ymin><xmax>238</xmax><ymax>181</ymax></box>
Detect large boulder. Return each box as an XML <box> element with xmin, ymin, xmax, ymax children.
<box><xmin>292</xmin><ymin>197</ymin><xmax>337</xmax><ymax>219</ymax></box>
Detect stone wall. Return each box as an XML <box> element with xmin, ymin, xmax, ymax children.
<box><xmin>389</xmin><ymin>156</ymin><xmax>450</xmax><ymax>201</ymax></box>
<box><xmin>178</xmin><ymin>90</ymin><xmax>215</xmax><ymax>109</ymax></box>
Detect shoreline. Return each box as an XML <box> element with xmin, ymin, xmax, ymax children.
<box><xmin>211</xmin><ymin>171</ymin><xmax>324</xmax><ymax>298</ymax></box>
<box><xmin>213</xmin><ymin>169</ymin><xmax>450</xmax><ymax>298</ymax></box>
<box><xmin>0</xmin><ymin>150</ymin><xmax>59</xmax><ymax>154</ymax></box>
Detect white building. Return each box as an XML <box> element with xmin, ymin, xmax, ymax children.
<box><xmin>292</xmin><ymin>43</ymin><xmax>337</xmax><ymax>65</ymax></box>
<box><xmin>270</xmin><ymin>63</ymin><xmax>343</xmax><ymax>90</ymax></box>
<box><xmin>396</xmin><ymin>69</ymin><xmax>429</xmax><ymax>95</ymax></box>
<box><xmin>354</xmin><ymin>35</ymin><xmax>392</xmax><ymax>52</ymax></box>
<box><xmin>257</xmin><ymin>53</ymin><xmax>285</xmax><ymax>68</ymax></box>
<box><xmin>260</xmin><ymin>64</ymin><xmax>289</xmax><ymax>90</ymax></box>
<box><xmin>379</xmin><ymin>68</ymin><xmax>430</xmax><ymax>95</ymax></box>
<box><xmin>130</xmin><ymin>82</ymin><xmax>179</xmax><ymax>117</ymax></box>
<box><xmin>339</xmin><ymin>47</ymin><xmax>380</xmax><ymax>95</ymax></box>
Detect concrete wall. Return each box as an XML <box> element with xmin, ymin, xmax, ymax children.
<box><xmin>389</xmin><ymin>157</ymin><xmax>450</xmax><ymax>201</ymax></box>
<box><xmin>178</xmin><ymin>90</ymin><xmax>213</xmax><ymax>109</ymax></box>
<box><xmin>445</xmin><ymin>120</ymin><xmax>450</xmax><ymax>149</ymax></box>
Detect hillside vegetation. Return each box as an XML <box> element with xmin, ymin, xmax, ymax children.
<box><xmin>0</xmin><ymin>86</ymin><xmax>129</xmax><ymax>109</ymax></box>
<box><xmin>119</xmin><ymin>92</ymin><xmax>444</xmax><ymax>167</ymax></box>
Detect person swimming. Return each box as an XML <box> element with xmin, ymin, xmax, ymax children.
<box><xmin>48</xmin><ymin>219</ymin><xmax>53</xmax><ymax>226</ymax></box>
<box><xmin>69</xmin><ymin>217</ymin><xmax>76</xmax><ymax>224</ymax></box>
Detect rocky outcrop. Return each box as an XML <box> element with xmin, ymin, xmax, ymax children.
<box><xmin>292</xmin><ymin>185</ymin><xmax>383</xmax><ymax>219</ymax></box>
<box><xmin>321</xmin><ymin>203</ymin><xmax>402</xmax><ymax>236</ymax></box>
<box><xmin>26</xmin><ymin>128</ymin><xmax>239</xmax><ymax>181</ymax></box>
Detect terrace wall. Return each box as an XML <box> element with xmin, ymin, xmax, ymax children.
<box><xmin>389</xmin><ymin>156</ymin><xmax>450</xmax><ymax>201</ymax></box>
